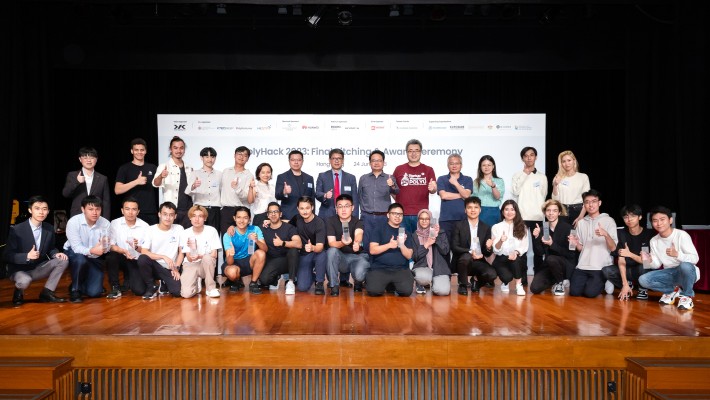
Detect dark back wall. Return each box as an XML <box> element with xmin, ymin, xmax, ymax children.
<box><xmin>2</xmin><ymin>2</ymin><xmax>707</xmax><ymax>244</ymax></box>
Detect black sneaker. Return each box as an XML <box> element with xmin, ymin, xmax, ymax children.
<box><xmin>353</xmin><ymin>281</ymin><xmax>363</xmax><ymax>293</ymax></box>
<box><xmin>636</xmin><ymin>288</ymin><xmax>649</xmax><ymax>300</ymax></box>
<box><xmin>330</xmin><ymin>286</ymin><xmax>340</xmax><ymax>296</ymax></box>
<box><xmin>143</xmin><ymin>285</ymin><xmax>158</xmax><ymax>299</ymax></box>
<box><xmin>314</xmin><ymin>282</ymin><xmax>325</xmax><ymax>295</ymax></box>
<box><xmin>12</xmin><ymin>288</ymin><xmax>24</xmax><ymax>306</ymax></box>
<box><xmin>106</xmin><ymin>285</ymin><xmax>122</xmax><ymax>299</ymax></box>
<box><xmin>158</xmin><ymin>280</ymin><xmax>170</xmax><ymax>295</ymax></box>
<box><xmin>70</xmin><ymin>290</ymin><xmax>83</xmax><ymax>303</ymax></box>
<box><xmin>457</xmin><ymin>285</ymin><xmax>468</xmax><ymax>296</ymax></box>
<box><xmin>471</xmin><ymin>280</ymin><xmax>480</xmax><ymax>293</ymax></box>
<box><xmin>339</xmin><ymin>280</ymin><xmax>353</xmax><ymax>288</ymax></box>
<box><xmin>249</xmin><ymin>281</ymin><xmax>262</xmax><ymax>295</ymax></box>
<box><xmin>230</xmin><ymin>280</ymin><xmax>245</xmax><ymax>292</ymax></box>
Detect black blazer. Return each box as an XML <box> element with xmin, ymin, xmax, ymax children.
<box><xmin>62</xmin><ymin>170</ymin><xmax>111</xmax><ymax>219</ymax></box>
<box><xmin>412</xmin><ymin>233</ymin><xmax>451</xmax><ymax>277</ymax></box>
<box><xmin>4</xmin><ymin>219</ymin><xmax>61</xmax><ymax>274</ymax></box>
<box><xmin>275</xmin><ymin>170</ymin><xmax>315</xmax><ymax>220</ymax></box>
<box><xmin>451</xmin><ymin>218</ymin><xmax>493</xmax><ymax>266</ymax></box>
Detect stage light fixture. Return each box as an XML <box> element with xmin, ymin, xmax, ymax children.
<box><xmin>306</xmin><ymin>5</ymin><xmax>326</xmax><ymax>28</ymax></box>
<box><xmin>277</xmin><ymin>5</ymin><xmax>288</xmax><ymax>15</ymax></box>
<box><xmin>216</xmin><ymin>4</ymin><xmax>227</xmax><ymax>15</ymax></box>
<box><xmin>389</xmin><ymin>5</ymin><xmax>400</xmax><ymax>17</ymax></box>
<box><xmin>338</xmin><ymin>10</ymin><xmax>353</xmax><ymax>26</ymax></box>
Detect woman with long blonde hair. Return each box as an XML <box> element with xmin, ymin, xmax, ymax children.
<box><xmin>551</xmin><ymin>150</ymin><xmax>590</xmax><ymax>227</ymax></box>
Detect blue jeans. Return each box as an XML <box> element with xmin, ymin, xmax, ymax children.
<box><xmin>296</xmin><ymin>251</ymin><xmax>327</xmax><ymax>292</ymax></box>
<box><xmin>402</xmin><ymin>215</ymin><xmax>418</xmax><ymax>234</ymax></box>
<box><xmin>326</xmin><ymin>247</ymin><xmax>370</xmax><ymax>287</ymax></box>
<box><xmin>66</xmin><ymin>247</ymin><xmax>105</xmax><ymax>297</ymax></box>
<box><xmin>480</xmin><ymin>206</ymin><xmax>501</xmax><ymax>228</ymax></box>
<box><xmin>638</xmin><ymin>262</ymin><xmax>697</xmax><ymax>297</ymax></box>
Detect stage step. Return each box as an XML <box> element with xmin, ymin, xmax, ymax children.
<box><xmin>626</xmin><ymin>358</ymin><xmax>710</xmax><ymax>400</ymax></box>
<box><xmin>0</xmin><ymin>357</ymin><xmax>73</xmax><ymax>394</ymax></box>
<box><xmin>0</xmin><ymin>389</ymin><xmax>54</xmax><ymax>400</ymax></box>
<box><xmin>645</xmin><ymin>388</ymin><xmax>710</xmax><ymax>400</ymax></box>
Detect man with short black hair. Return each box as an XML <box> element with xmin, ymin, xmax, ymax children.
<box><xmin>105</xmin><ymin>197</ymin><xmax>149</xmax><ymax>299</ymax></box>
<box><xmin>276</xmin><ymin>150</ymin><xmax>315</xmax><ymax>220</ymax></box>
<box><xmin>220</xmin><ymin>146</ymin><xmax>253</xmax><ymax>234</ymax></box>
<box><xmin>137</xmin><ymin>201</ymin><xmax>184</xmax><ymax>299</ymax></box>
<box><xmin>366</xmin><ymin>202</ymin><xmax>415</xmax><ymax>296</ymax></box>
<box><xmin>291</xmin><ymin>196</ymin><xmax>327</xmax><ymax>294</ymax></box>
<box><xmin>186</xmin><ymin>147</ymin><xmax>222</xmax><ymax>231</ymax></box>
<box><xmin>316</xmin><ymin>148</ymin><xmax>359</xmax><ymax>220</ymax></box>
<box><xmin>259</xmin><ymin>202</ymin><xmax>302</xmax><ymax>295</ymax></box>
<box><xmin>326</xmin><ymin>194</ymin><xmax>369</xmax><ymax>296</ymax></box>
<box><xmin>115</xmin><ymin>138</ymin><xmax>158</xmax><ymax>225</ymax></box>
<box><xmin>358</xmin><ymin>150</ymin><xmax>399</xmax><ymax>252</ymax></box>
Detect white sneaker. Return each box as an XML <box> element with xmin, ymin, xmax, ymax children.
<box><xmin>677</xmin><ymin>296</ymin><xmax>694</xmax><ymax>311</ymax></box>
<box><xmin>206</xmin><ymin>288</ymin><xmax>221</xmax><ymax>298</ymax></box>
<box><xmin>563</xmin><ymin>279</ymin><xmax>570</xmax><ymax>288</ymax></box>
<box><xmin>197</xmin><ymin>279</ymin><xmax>203</xmax><ymax>294</ymax></box>
<box><xmin>500</xmin><ymin>283</ymin><xmax>509</xmax><ymax>293</ymax></box>
<box><xmin>269</xmin><ymin>279</ymin><xmax>279</xmax><ymax>290</ymax></box>
<box><xmin>516</xmin><ymin>283</ymin><xmax>525</xmax><ymax>296</ymax></box>
<box><xmin>604</xmin><ymin>280</ymin><xmax>614</xmax><ymax>295</ymax></box>
<box><xmin>553</xmin><ymin>282</ymin><xmax>565</xmax><ymax>296</ymax></box>
<box><xmin>659</xmin><ymin>287</ymin><xmax>680</xmax><ymax>305</ymax></box>
<box><xmin>285</xmin><ymin>280</ymin><xmax>296</xmax><ymax>295</ymax></box>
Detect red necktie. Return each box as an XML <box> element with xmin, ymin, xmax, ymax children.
<box><xmin>334</xmin><ymin>172</ymin><xmax>340</xmax><ymax>200</ymax></box>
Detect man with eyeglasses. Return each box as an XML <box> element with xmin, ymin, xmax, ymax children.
<box><xmin>220</xmin><ymin>146</ymin><xmax>254</xmax><ymax>235</ymax></box>
<box><xmin>358</xmin><ymin>150</ymin><xmax>399</xmax><ymax>253</ymax></box>
<box><xmin>568</xmin><ymin>189</ymin><xmax>618</xmax><ymax>298</ymax></box>
<box><xmin>326</xmin><ymin>194</ymin><xmax>369</xmax><ymax>296</ymax></box>
<box><xmin>392</xmin><ymin>139</ymin><xmax>437</xmax><ymax>233</ymax></box>
<box><xmin>276</xmin><ymin>150</ymin><xmax>315</xmax><ymax>220</ymax></box>
<box><xmin>63</xmin><ymin>147</ymin><xmax>111</xmax><ymax>219</ymax></box>
<box><xmin>316</xmin><ymin>148</ymin><xmax>359</xmax><ymax>220</ymax></box>
<box><xmin>366</xmin><ymin>203</ymin><xmax>415</xmax><ymax>296</ymax></box>
<box><xmin>259</xmin><ymin>202</ymin><xmax>301</xmax><ymax>295</ymax></box>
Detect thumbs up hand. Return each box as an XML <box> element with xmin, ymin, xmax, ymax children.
<box><xmin>77</xmin><ymin>171</ymin><xmax>85</xmax><ymax>184</ymax></box>
<box><xmin>532</xmin><ymin>223</ymin><xmax>541</xmax><ymax>238</ymax></box>
<box><xmin>427</xmin><ymin>178</ymin><xmax>437</xmax><ymax>192</ymax></box>
<box><xmin>283</xmin><ymin>181</ymin><xmax>292</xmax><ymax>195</ymax></box>
<box><xmin>136</xmin><ymin>171</ymin><xmax>147</xmax><ymax>185</ymax></box>
<box><xmin>618</xmin><ymin>243</ymin><xmax>632</xmax><ymax>258</ymax></box>
<box><xmin>305</xmin><ymin>239</ymin><xmax>313</xmax><ymax>253</ymax></box>
<box><xmin>595</xmin><ymin>223</ymin><xmax>608</xmax><ymax>237</ymax></box>
<box><xmin>192</xmin><ymin>176</ymin><xmax>202</xmax><ymax>191</ymax></box>
<box><xmin>667</xmin><ymin>242</ymin><xmax>678</xmax><ymax>257</ymax></box>
<box><xmin>27</xmin><ymin>245</ymin><xmax>39</xmax><ymax>260</ymax></box>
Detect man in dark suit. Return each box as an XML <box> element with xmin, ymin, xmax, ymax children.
<box><xmin>315</xmin><ymin>148</ymin><xmax>359</xmax><ymax>220</ymax></box>
<box><xmin>62</xmin><ymin>146</ymin><xmax>111</xmax><ymax>219</ymax></box>
<box><xmin>452</xmin><ymin>196</ymin><xmax>497</xmax><ymax>295</ymax></box>
<box><xmin>4</xmin><ymin>195</ymin><xmax>69</xmax><ymax>306</ymax></box>
<box><xmin>275</xmin><ymin>150</ymin><xmax>315</xmax><ymax>220</ymax></box>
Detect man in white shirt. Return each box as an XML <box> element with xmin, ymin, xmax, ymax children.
<box><xmin>179</xmin><ymin>205</ymin><xmax>222</xmax><ymax>298</ymax></box>
<box><xmin>152</xmin><ymin>136</ymin><xmax>193</xmax><ymax>228</ymax></box>
<box><xmin>219</xmin><ymin>146</ymin><xmax>254</xmax><ymax>234</ymax></box>
<box><xmin>185</xmin><ymin>147</ymin><xmax>222</xmax><ymax>231</ymax></box>
<box><xmin>105</xmin><ymin>197</ymin><xmax>149</xmax><ymax>299</ymax></box>
<box><xmin>137</xmin><ymin>201</ymin><xmax>185</xmax><ymax>299</ymax></box>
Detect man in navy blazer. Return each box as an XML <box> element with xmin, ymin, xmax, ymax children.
<box><xmin>275</xmin><ymin>150</ymin><xmax>315</xmax><ymax>220</ymax></box>
<box><xmin>316</xmin><ymin>148</ymin><xmax>359</xmax><ymax>220</ymax></box>
<box><xmin>62</xmin><ymin>147</ymin><xmax>111</xmax><ymax>219</ymax></box>
<box><xmin>452</xmin><ymin>196</ymin><xmax>497</xmax><ymax>295</ymax></box>
<box><xmin>4</xmin><ymin>195</ymin><xmax>69</xmax><ymax>305</ymax></box>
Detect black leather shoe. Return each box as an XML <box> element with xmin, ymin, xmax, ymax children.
<box><xmin>471</xmin><ymin>280</ymin><xmax>481</xmax><ymax>293</ymax></box>
<box><xmin>353</xmin><ymin>281</ymin><xmax>363</xmax><ymax>292</ymax></box>
<box><xmin>12</xmin><ymin>289</ymin><xmax>24</xmax><ymax>306</ymax></box>
<box><xmin>330</xmin><ymin>286</ymin><xmax>340</xmax><ymax>297</ymax></box>
<box><xmin>457</xmin><ymin>285</ymin><xmax>468</xmax><ymax>296</ymax></box>
<box><xmin>315</xmin><ymin>282</ymin><xmax>325</xmax><ymax>295</ymax></box>
<box><xmin>39</xmin><ymin>288</ymin><xmax>66</xmax><ymax>303</ymax></box>
<box><xmin>339</xmin><ymin>281</ymin><xmax>353</xmax><ymax>288</ymax></box>
<box><xmin>69</xmin><ymin>290</ymin><xmax>83</xmax><ymax>303</ymax></box>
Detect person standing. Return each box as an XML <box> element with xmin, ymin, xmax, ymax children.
<box><xmin>4</xmin><ymin>195</ymin><xmax>68</xmax><ymax>305</ymax></box>
<box><xmin>358</xmin><ymin>150</ymin><xmax>399</xmax><ymax>252</ymax></box>
<box><xmin>247</xmin><ymin>162</ymin><xmax>277</xmax><ymax>225</ymax></box>
<box><xmin>152</xmin><ymin>136</ymin><xmax>193</xmax><ymax>228</ymax></box>
<box><xmin>186</xmin><ymin>147</ymin><xmax>222</xmax><ymax>231</ymax></box>
<box><xmin>220</xmin><ymin>146</ymin><xmax>254</xmax><ymax>235</ymax></box>
<box><xmin>510</xmin><ymin>146</ymin><xmax>548</xmax><ymax>276</ymax></box>
<box><xmin>275</xmin><ymin>150</ymin><xmax>315</xmax><ymax>221</ymax></box>
<box><xmin>436</xmin><ymin>153</ymin><xmax>472</xmax><ymax>265</ymax></box>
<box><xmin>114</xmin><ymin>138</ymin><xmax>158</xmax><ymax>225</ymax></box>
<box><xmin>552</xmin><ymin>150</ymin><xmax>590</xmax><ymax>227</ymax></box>
<box><xmin>63</xmin><ymin>147</ymin><xmax>111</xmax><ymax>219</ymax></box>
<box><xmin>471</xmin><ymin>155</ymin><xmax>504</xmax><ymax>229</ymax></box>
<box><xmin>392</xmin><ymin>139</ymin><xmax>437</xmax><ymax>233</ymax></box>
<box><xmin>316</xmin><ymin>148</ymin><xmax>358</xmax><ymax>220</ymax></box>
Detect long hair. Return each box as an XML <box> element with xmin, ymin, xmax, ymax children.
<box><xmin>500</xmin><ymin>199</ymin><xmax>527</xmax><ymax>240</ymax></box>
<box><xmin>555</xmin><ymin>150</ymin><xmax>579</xmax><ymax>182</ymax></box>
<box><xmin>473</xmin><ymin>155</ymin><xmax>498</xmax><ymax>189</ymax></box>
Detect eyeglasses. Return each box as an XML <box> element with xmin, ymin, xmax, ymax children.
<box><xmin>266</xmin><ymin>210</ymin><xmax>280</xmax><ymax>215</ymax></box>
<box><xmin>622</xmin><ymin>214</ymin><xmax>638</xmax><ymax>220</ymax></box>
<box><xmin>389</xmin><ymin>212</ymin><xmax>404</xmax><ymax>217</ymax></box>
<box><xmin>370</xmin><ymin>159</ymin><xmax>384</xmax><ymax>163</ymax></box>
<box><xmin>583</xmin><ymin>199</ymin><xmax>600</xmax><ymax>205</ymax></box>
<box><xmin>330</xmin><ymin>157</ymin><xmax>343</xmax><ymax>161</ymax></box>
<box><xmin>336</xmin><ymin>205</ymin><xmax>352</xmax><ymax>210</ymax></box>
<box><xmin>418</xmin><ymin>217</ymin><xmax>430</xmax><ymax>221</ymax></box>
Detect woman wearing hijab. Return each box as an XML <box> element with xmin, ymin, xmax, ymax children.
<box><xmin>411</xmin><ymin>209</ymin><xmax>452</xmax><ymax>296</ymax></box>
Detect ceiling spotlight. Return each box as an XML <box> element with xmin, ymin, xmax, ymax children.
<box><xmin>277</xmin><ymin>5</ymin><xmax>288</xmax><ymax>15</ymax></box>
<box><xmin>389</xmin><ymin>5</ymin><xmax>400</xmax><ymax>17</ymax></box>
<box><xmin>338</xmin><ymin>10</ymin><xmax>353</xmax><ymax>26</ymax></box>
<box><xmin>216</xmin><ymin>4</ymin><xmax>227</xmax><ymax>15</ymax></box>
<box><xmin>306</xmin><ymin>5</ymin><xmax>326</xmax><ymax>28</ymax></box>
<box><xmin>292</xmin><ymin>5</ymin><xmax>302</xmax><ymax>16</ymax></box>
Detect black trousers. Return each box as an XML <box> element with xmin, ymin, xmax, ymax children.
<box><xmin>259</xmin><ymin>248</ymin><xmax>300</xmax><ymax>285</ymax></box>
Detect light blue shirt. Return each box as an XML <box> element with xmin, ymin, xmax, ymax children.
<box><xmin>63</xmin><ymin>213</ymin><xmax>111</xmax><ymax>258</ymax></box>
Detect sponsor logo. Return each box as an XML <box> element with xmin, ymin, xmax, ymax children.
<box><xmin>256</xmin><ymin>125</ymin><xmax>272</xmax><ymax>131</ymax></box>
<box><xmin>450</xmin><ymin>125</ymin><xmax>464</xmax><ymax>130</ymax></box>
<box><xmin>173</xmin><ymin>124</ymin><xmax>186</xmax><ymax>131</ymax></box>
<box><xmin>399</xmin><ymin>172</ymin><xmax>427</xmax><ymax>187</ymax></box>
<box><xmin>514</xmin><ymin>125</ymin><xmax>533</xmax><ymax>130</ymax></box>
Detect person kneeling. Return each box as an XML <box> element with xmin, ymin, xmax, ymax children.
<box><xmin>223</xmin><ymin>206</ymin><xmax>267</xmax><ymax>295</ymax></box>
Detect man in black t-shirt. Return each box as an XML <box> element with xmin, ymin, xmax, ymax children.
<box><xmin>115</xmin><ymin>138</ymin><xmax>159</xmax><ymax>225</ymax></box>
<box><xmin>259</xmin><ymin>202</ymin><xmax>301</xmax><ymax>295</ymax></box>
<box><xmin>366</xmin><ymin>202</ymin><xmax>415</xmax><ymax>296</ymax></box>
<box><xmin>325</xmin><ymin>194</ymin><xmax>369</xmax><ymax>296</ymax></box>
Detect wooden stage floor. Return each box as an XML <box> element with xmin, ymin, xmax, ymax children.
<box><xmin>1</xmin><ymin>275</ymin><xmax>709</xmax><ymax>369</ymax></box>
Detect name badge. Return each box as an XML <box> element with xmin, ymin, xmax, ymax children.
<box><xmin>562</xmin><ymin>180</ymin><xmax>570</xmax><ymax>186</ymax></box>
<box><xmin>344</xmin><ymin>185</ymin><xmax>352</xmax><ymax>191</ymax></box>
<box><xmin>533</xmin><ymin>181</ymin><xmax>541</xmax><ymax>188</ymax></box>
<box><xmin>307</xmin><ymin>183</ymin><xmax>313</xmax><ymax>188</ymax></box>
<box><xmin>211</xmin><ymin>182</ymin><xmax>219</xmax><ymax>188</ymax></box>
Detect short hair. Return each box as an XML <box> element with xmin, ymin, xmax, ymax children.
<box><xmin>297</xmin><ymin>196</ymin><xmax>314</xmax><ymax>208</ymax></box>
<box><xmin>234</xmin><ymin>146</ymin><xmax>251</xmax><ymax>157</ymax></box>
<box><xmin>369</xmin><ymin>150</ymin><xmax>385</xmax><ymax>161</ymax></box>
<box><xmin>200</xmin><ymin>147</ymin><xmax>217</xmax><ymax>157</ymax></box>
<box><xmin>121</xmin><ymin>196</ymin><xmax>140</xmax><ymax>208</ymax></box>
<box><xmin>620</xmin><ymin>204</ymin><xmax>643</xmax><ymax>218</ymax></box>
<box><xmin>234</xmin><ymin>205</ymin><xmax>251</xmax><ymax>218</ymax></box>
<box><xmin>541</xmin><ymin>199</ymin><xmax>567</xmax><ymax>216</ymax></box>
<box><xmin>159</xmin><ymin>201</ymin><xmax>177</xmax><ymax>213</ymax></box>
<box><xmin>464</xmin><ymin>196</ymin><xmax>481</xmax><ymax>207</ymax></box>
<box><xmin>289</xmin><ymin>150</ymin><xmax>304</xmax><ymax>160</ymax></box>
<box><xmin>329</xmin><ymin>148</ymin><xmax>344</xmax><ymax>158</ymax></box>
<box><xmin>447</xmin><ymin>153</ymin><xmax>462</xmax><ymax>164</ymax></box>
<box><xmin>266</xmin><ymin>202</ymin><xmax>281</xmax><ymax>211</ymax></box>
<box><xmin>520</xmin><ymin>146</ymin><xmax>538</xmax><ymax>158</ymax></box>
<box><xmin>335</xmin><ymin>194</ymin><xmax>353</xmax><ymax>204</ymax></box>
<box><xmin>405</xmin><ymin>139</ymin><xmax>422</xmax><ymax>151</ymax></box>
<box><xmin>188</xmin><ymin>205</ymin><xmax>208</xmax><ymax>219</ymax></box>
<box><xmin>649</xmin><ymin>205</ymin><xmax>673</xmax><ymax>220</ymax></box>
<box><xmin>28</xmin><ymin>195</ymin><xmax>48</xmax><ymax>209</ymax></box>
<box><xmin>582</xmin><ymin>189</ymin><xmax>601</xmax><ymax>201</ymax></box>
<box><xmin>130</xmin><ymin>138</ymin><xmax>147</xmax><ymax>148</ymax></box>
<box><xmin>78</xmin><ymin>147</ymin><xmax>98</xmax><ymax>158</ymax></box>
<box><xmin>255</xmin><ymin>163</ymin><xmax>272</xmax><ymax>178</ymax></box>
<box><xmin>388</xmin><ymin>202</ymin><xmax>404</xmax><ymax>213</ymax></box>
<box><xmin>81</xmin><ymin>195</ymin><xmax>102</xmax><ymax>208</ymax></box>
